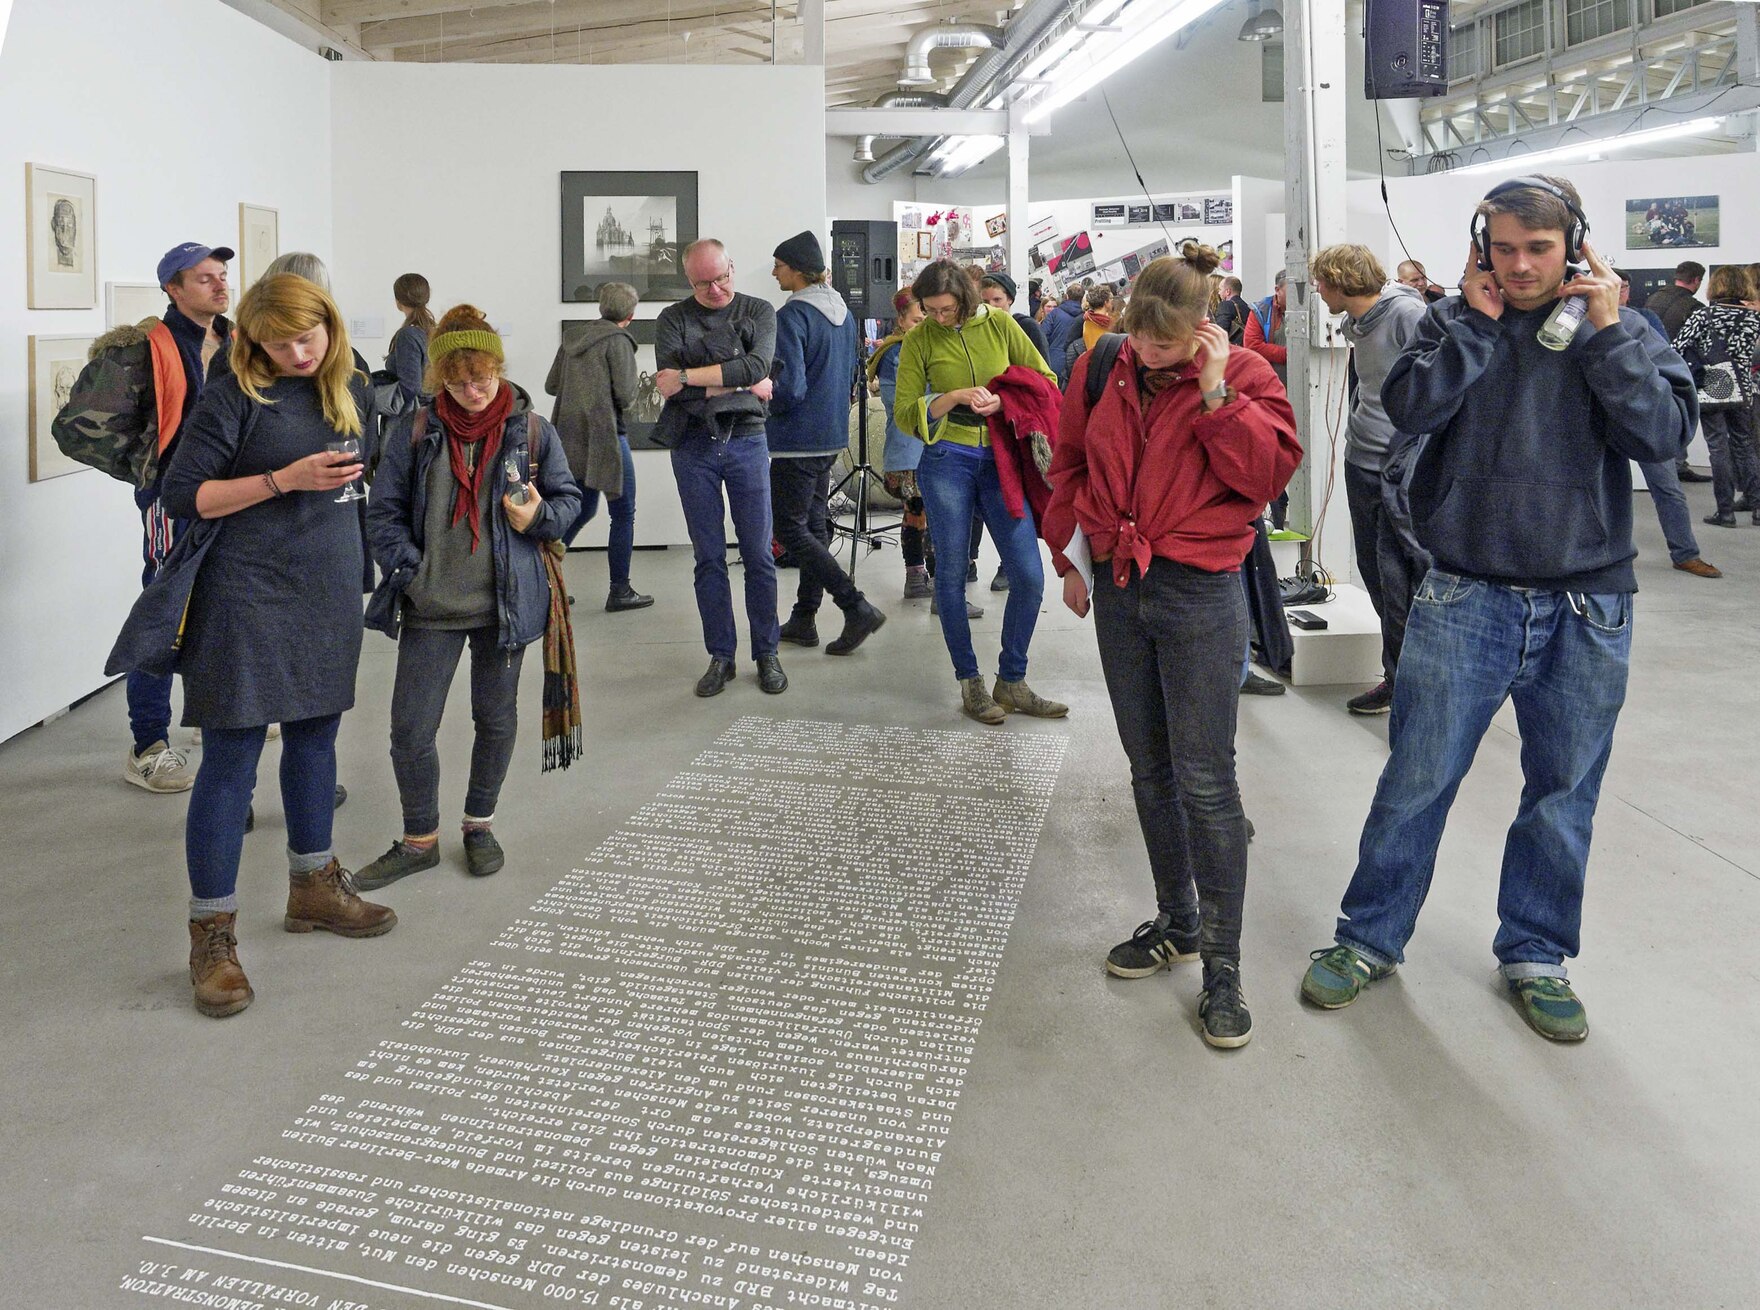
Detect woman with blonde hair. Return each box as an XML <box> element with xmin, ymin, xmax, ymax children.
<box><xmin>1043</xmin><ymin>244</ymin><xmax>1301</xmax><ymax>1048</ymax></box>
<box><xmin>160</xmin><ymin>273</ymin><xmax>396</xmax><ymax>1019</ymax></box>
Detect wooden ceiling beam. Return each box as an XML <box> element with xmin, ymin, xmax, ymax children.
<box><xmin>358</xmin><ymin>0</ymin><xmax>774</xmax><ymax>51</ymax></box>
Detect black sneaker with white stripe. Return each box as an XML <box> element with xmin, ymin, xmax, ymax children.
<box><xmin>1105</xmin><ymin>913</ymin><xmax>1201</xmax><ymax>978</ymax></box>
<box><xmin>1199</xmin><ymin>959</ymin><xmax>1253</xmax><ymax>1048</ymax></box>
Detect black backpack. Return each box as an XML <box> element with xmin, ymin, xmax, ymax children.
<box><xmin>1082</xmin><ymin>332</ymin><xmax>1127</xmax><ymax>408</ymax></box>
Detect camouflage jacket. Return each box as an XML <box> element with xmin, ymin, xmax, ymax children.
<box><xmin>51</xmin><ymin>316</ymin><xmax>231</xmax><ymax>490</ymax></box>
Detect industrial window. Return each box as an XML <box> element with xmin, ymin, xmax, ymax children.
<box><xmin>1651</xmin><ymin>0</ymin><xmax>1708</xmax><ymax>16</ymax></box>
<box><xmin>1448</xmin><ymin>22</ymin><xmax>1480</xmax><ymax>81</ymax></box>
<box><xmin>1494</xmin><ymin>0</ymin><xmax>1547</xmax><ymax>66</ymax></box>
<box><xmin>1566</xmin><ymin>0</ymin><xmax>1628</xmax><ymax>45</ymax></box>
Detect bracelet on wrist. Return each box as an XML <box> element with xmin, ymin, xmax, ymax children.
<box><xmin>264</xmin><ymin>470</ymin><xmax>285</xmax><ymax>499</ymax></box>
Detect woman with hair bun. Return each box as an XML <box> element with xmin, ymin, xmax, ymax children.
<box><xmin>159</xmin><ymin>272</ymin><xmax>396</xmax><ymax>1019</ymax></box>
<box><xmin>389</xmin><ymin>274</ymin><xmax>435</xmax><ymax>412</ymax></box>
<box><xmin>1043</xmin><ymin>243</ymin><xmax>1302</xmax><ymax>1050</ymax></box>
<box><xmin>361</xmin><ymin>305</ymin><xmax>581</xmax><ymax>893</ymax></box>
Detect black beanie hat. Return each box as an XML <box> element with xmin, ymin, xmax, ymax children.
<box><xmin>773</xmin><ymin>230</ymin><xmax>826</xmax><ymax>276</ymax></box>
<box><xmin>980</xmin><ymin>271</ymin><xmax>1018</xmax><ymax>302</ymax></box>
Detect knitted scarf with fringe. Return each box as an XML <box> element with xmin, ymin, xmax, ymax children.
<box><xmin>538</xmin><ymin>537</ymin><xmax>582</xmax><ymax>771</ymax></box>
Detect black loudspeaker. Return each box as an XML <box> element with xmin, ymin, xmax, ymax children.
<box><xmin>830</xmin><ymin>220</ymin><xmax>899</xmax><ymax>318</ymax></box>
<box><xmin>1364</xmin><ymin>0</ymin><xmax>1449</xmax><ymax>99</ymax></box>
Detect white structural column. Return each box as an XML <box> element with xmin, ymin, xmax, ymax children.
<box><xmin>1282</xmin><ymin>0</ymin><xmax>1352</xmax><ymax>576</ymax></box>
<box><xmin>801</xmin><ymin>0</ymin><xmax>825</xmax><ymax>65</ymax></box>
<box><xmin>1007</xmin><ymin>101</ymin><xmax>1031</xmax><ymax>310</ymax></box>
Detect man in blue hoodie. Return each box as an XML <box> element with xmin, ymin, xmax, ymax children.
<box><xmin>767</xmin><ymin>230</ymin><xmax>886</xmax><ymax>656</ymax></box>
<box><xmin>1041</xmin><ymin>286</ymin><xmax>1086</xmax><ymax>387</ymax></box>
<box><xmin>1300</xmin><ymin>175</ymin><xmax>1695</xmax><ymax>1042</ymax></box>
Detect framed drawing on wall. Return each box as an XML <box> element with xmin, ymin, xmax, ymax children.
<box><xmin>28</xmin><ymin>334</ymin><xmax>97</xmax><ymax>482</ymax></box>
<box><xmin>560</xmin><ymin>318</ymin><xmax>665</xmax><ymax>449</ymax></box>
<box><xmin>107</xmin><ymin>281</ymin><xmax>165</xmax><ymax>328</ymax></box>
<box><xmin>239</xmin><ymin>204</ymin><xmax>280</xmax><ymax>289</ymax></box>
<box><xmin>561</xmin><ymin>172</ymin><xmax>697</xmax><ymax>303</ymax></box>
<box><xmin>25</xmin><ymin>164</ymin><xmax>97</xmax><ymax>309</ymax></box>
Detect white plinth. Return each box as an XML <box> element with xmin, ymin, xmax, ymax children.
<box><xmin>1286</xmin><ymin>581</ymin><xmax>1385</xmax><ymax>686</ymax></box>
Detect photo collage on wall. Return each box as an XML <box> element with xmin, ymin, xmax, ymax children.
<box><xmin>894</xmin><ymin>204</ymin><xmax>977</xmax><ymax>290</ymax></box>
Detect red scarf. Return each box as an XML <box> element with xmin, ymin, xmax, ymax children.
<box><xmin>434</xmin><ymin>384</ymin><xmax>514</xmax><ymax>553</ymax></box>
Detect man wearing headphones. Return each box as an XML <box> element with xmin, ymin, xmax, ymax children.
<box><xmin>1299</xmin><ymin>174</ymin><xmax>1696</xmax><ymax>1042</ymax></box>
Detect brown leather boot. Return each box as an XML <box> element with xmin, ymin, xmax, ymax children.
<box><xmin>284</xmin><ymin>859</ymin><xmax>398</xmax><ymax>938</ymax></box>
<box><xmin>189</xmin><ymin>913</ymin><xmax>253</xmax><ymax>1017</ymax></box>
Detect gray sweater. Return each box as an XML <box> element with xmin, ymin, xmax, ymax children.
<box><xmin>1342</xmin><ymin>282</ymin><xmax>1427</xmax><ymax>470</ymax></box>
<box><xmin>653</xmin><ymin>292</ymin><xmax>777</xmax><ymax>444</ymax></box>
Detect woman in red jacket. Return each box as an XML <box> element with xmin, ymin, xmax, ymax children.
<box><xmin>1043</xmin><ymin>245</ymin><xmax>1301</xmax><ymax>1050</ymax></box>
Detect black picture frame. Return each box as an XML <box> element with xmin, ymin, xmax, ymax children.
<box><xmin>559</xmin><ymin>318</ymin><xmax>667</xmax><ymax>450</ymax></box>
<box><xmin>560</xmin><ymin>171</ymin><xmax>699</xmax><ymax>303</ymax></box>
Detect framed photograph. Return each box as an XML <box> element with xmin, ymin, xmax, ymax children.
<box><xmin>916</xmin><ymin>231</ymin><xmax>936</xmax><ymax>259</ymax></box>
<box><xmin>561</xmin><ymin>172</ymin><xmax>697</xmax><ymax>303</ymax></box>
<box><xmin>984</xmin><ymin>212</ymin><xmax>1008</xmax><ymax>239</ymax></box>
<box><xmin>1204</xmin><ymin>198</ymin><xmax>1234</xmax><ymax>225</ymax></box>
<box><xmin>1625</xmin><ymin>195</ymin><xmax>1718</xmax><ymax>250</ymax></box>
<box><xmin>239</xmin><ymin>204</ymin><xmax>279</xmax><ymax>289</ymax></box>
<box><xmin>1127</xmin><ymin>204</ymin><xmax>1152</xmax><ymax>225</ymax></box>
<box><xmin>25</xmin><ymin>164</ymin><xmax>97</xmax><ymax>309</ymax></box>
<box><xmin>107</xmin><ymin>281</ymin><xmax>165</xmax><ymax>328</ymax></box>
<box><xmin>28</xmin><ymin>334</ymin><xmax>97</xmax><ymax>482</ymax></box>
<box><xmin>559</xmin><ymin>318</ymin><xmax>666</xmax><ymax>450</ymax></box>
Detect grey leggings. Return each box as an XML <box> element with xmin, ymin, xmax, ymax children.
<box><xmin>389</xmin><ymin>625</ymin><xmax>525</xmax><ymax>834</ymax></box>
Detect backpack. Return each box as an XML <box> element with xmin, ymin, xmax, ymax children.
<box><xmin>1082</xmin><ymin>333</ymin><xmax>1127</xmax><ymax>409</ymax></box>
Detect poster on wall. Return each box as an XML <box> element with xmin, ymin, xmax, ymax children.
<box><xmin>561</xmin><ymin>171</ymin><xmax>698</xmax><ymax>303</ymax></box>
<box><xmin>1625</xmin><ymin>195</ymin><xmax>1719</xmax><ymax>250</ymax></box>
<box><xmin>238</xmin><ymin>204</ymin><xmax>279</xmax><ymax>290</ymax></box>
<box><xmin>1029</xmin><ymin>214</ymin><xmax>1060</xmax><ymax>245</ymax></box>
<box><xmin>1092</xmin><ymin>202</ymin><xmax>1127</xmax><ymax>228</ymax></box>
<box><xmin>1128</xmin><ymin>204</ymin><xmax>1152</xmax><ymax>225</ymax></box>
<box><xmin>1097</xmin><ymin>261</ymin><xmax>1127</xmax><ymax>286</ymax></box>
<box><xmin>561</xmin><ymin>319</ymin><xmax>665</xmax><ymax>449</ymax></box>
<box><xmin>25</xmin><ymin>163</ymin><xmax>97</xmax><ymax>310</ymax></box>
<box><xmin>1204</xmin><ymin>198</ymin><xmax>1234</xmax><ymax>225</ymax></box>
<box><xmin>28</xmin><ymin>334</ymin><xmax>97</xmax><ymax>482</ymax></box>
<box><xmin>106</xmin><ymin>282</ymin><xmax>165</xmax><ymax>328</ymax></box>
<box><xmin>984</xmin><ymin>212</ymin><xmax>1008</xmax><ymax>238</ymax></box>
<box><xmin>1048</xmin><ymin>231</ymin><xmax>1095</xmax><ymax>278</ymax></box>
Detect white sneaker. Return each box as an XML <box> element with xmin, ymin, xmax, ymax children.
<box><xmin>126</xmin><ymin>740</ymin><xmax>194</xmax><ymax>793</ymax></box>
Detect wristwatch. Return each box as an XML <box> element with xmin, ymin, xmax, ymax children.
<box><xmin>1201</xmin><ymin>381</ymin><xmax>1230</xmax><ymax>403</ymax></box>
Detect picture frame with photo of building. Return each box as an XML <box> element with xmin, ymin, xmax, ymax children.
<box><xmin>25</xmin><ymin>164</ymin><xmax>97</xmax><ymax>309</ymax></box>
<box><xmin>561</xmin><ymin>172</ymin><xmax>698</xmax><ymax>304</ymax></box>
<box><xmin>28</xmin><ymin>334</ymin><xmax>97</xmax><ymax>482</ymax></box>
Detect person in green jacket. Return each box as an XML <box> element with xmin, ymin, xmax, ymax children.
<box><xmin>894</xmin><ymin>260</ymin><xmax>1066</xmax><ymax>725</ymax></box>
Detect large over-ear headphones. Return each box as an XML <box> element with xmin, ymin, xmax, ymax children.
<box><xmin>1469</xmin><ymin>175</ymin><xmax>1589</xmax><ymax>271</ymax></box>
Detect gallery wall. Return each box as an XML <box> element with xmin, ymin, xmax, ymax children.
<box><xmin>0</xmin><ymin>0</ymin><xmax>333</xmax><ymax>744</ymax></box>
<box><xmin>329</xmin><ymin>61</ymin><xmax>828</xmax><ymax>549</ymax></box>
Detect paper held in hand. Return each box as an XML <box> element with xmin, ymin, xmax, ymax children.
<box><xmin>1063</xmin><ymin>523</ymin><xmax>1095</xmax><ymax>594</ymax></box>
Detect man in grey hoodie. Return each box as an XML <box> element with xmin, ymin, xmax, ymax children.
<box><xmin>1311</xmin><ymin>244</ymin><xmax>1429</xmax><ymax>715</ymax></box>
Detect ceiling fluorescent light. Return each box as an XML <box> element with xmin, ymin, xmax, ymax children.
<box><xmin>1450</xmin><ymin>116</ymin><xmax>1730</xmax><ymax>176</ymax></box>
<box><xmin>1023</xmin><ymin>0</ymin><xmax>1230</xmax><ymax>125</ymax></box>
<box><xmin>935</xmin><ymin>134</ymin><xmax>1007</xmax><ymax>176</ymax></box>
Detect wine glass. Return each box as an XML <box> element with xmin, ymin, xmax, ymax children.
<box><xmin>326</xmin><ymin>438</ymin><xmax>365</xmax><ymax>503</ymax></box>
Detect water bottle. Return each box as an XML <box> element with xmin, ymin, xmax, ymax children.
<box><xmin>502</xmin><ymin>455</ymin><xmax>529</xmax><ymax>505</ymax></box>
<box><xmin>1537</xmin><ymin>269</ymin><xmax>1589</xmax><ymax>351</ymax></box>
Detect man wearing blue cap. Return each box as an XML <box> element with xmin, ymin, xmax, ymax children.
<box><xmin>54</xmin><ymin>242</ymin><xmax>234</xmax><ymax>793</ymax></box>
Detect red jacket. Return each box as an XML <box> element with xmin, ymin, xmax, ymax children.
<box><xmin>1043</xmin><ymin>341</ymin><xmax>1301</xmax><ymax>582</ymax></box>
<box><xmin>983</xmin><ymin>365</ymin><xmax>1063</xmax><ymax>537</ymax></box>
<box><xmin>1243</xmin><ymin>301</ymin><xmax>1287</xmax><ymax>366</ymax></box>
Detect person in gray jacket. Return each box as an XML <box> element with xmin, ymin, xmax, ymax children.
<box><xmin>1311</xmin><ymin>244</ymin><xmax>1429</xmax><ymax>716</ymax></box>
<box><xmin>546</xmin><ymin>281</ymin><xmax>652</xmax><ymax>611</ymax></box>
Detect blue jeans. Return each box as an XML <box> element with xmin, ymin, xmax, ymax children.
<box><xmin>669</xmin><ymin>430</ymin><xmax>779</xmax><ymax>662</ymax></box>
<box><xmin>1334</xmin><ymin>572</ymin><xmax>1632</xmax><ymax>980</ymax></box>
<box><xmin>916</xmin><ymin>441</ymin><xmax>1044</xmax><ymax>681</ymax></box>
<box><xmin>129</xmin><ymin>490</ymin><xmax>178</xmax><ymax>752</ymax></box>
<box><xmin>1637</xmin><ymin>459</ymin><xmax>1701</xmax><ymax>564</ymax></box>
<box><xmin>186</xmin><ymin>714</ymin><xmax>342</xmax><ymax>899</ymax></box>
<box><xmin>562</xmin><ymin>433</ymin><xmax>637</xmax><ymax>586</ymax></box>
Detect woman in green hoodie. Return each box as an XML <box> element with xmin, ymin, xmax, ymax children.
<box><xmin>895</xmin><ymin>261</ymin><xmax>1064</xmax><ymax>725</ymax></box>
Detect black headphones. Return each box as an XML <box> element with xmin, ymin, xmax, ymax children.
<box><xmin>1470</xmin><ymin>175</ymin><xmax>1589</xmax><ymax>271</ymax></box>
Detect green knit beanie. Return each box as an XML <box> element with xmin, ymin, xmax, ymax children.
<box><xmin>430</xmin><ymin>328</ymin><xmax>505</xmax><ymax>366</ymax></box>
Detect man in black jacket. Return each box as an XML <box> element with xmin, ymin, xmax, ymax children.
<box><xmin>1645</xmin><ymin>260</ymin><xmax>1711</xmax><ymax>482</ymax></box>
<box><xmin>1300</xmin><ymin>175</ymin><xmax>1696</xmax><ymax>1043</ymax></box>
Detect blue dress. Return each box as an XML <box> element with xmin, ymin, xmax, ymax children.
<box><xmin>875</xmin><ymin>341</ymin><xmax>924</xmax><ymax>474</ymax></box>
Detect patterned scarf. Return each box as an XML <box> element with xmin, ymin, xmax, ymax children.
<box><xmin>434</xmin><ymin>383</ymin><xmax>514</xmax><ymax>553</ymax></box>
<box><xmin>539</xmin><ymin>544</ymin><xmax>582</xmax><ymax>772</ymax></box>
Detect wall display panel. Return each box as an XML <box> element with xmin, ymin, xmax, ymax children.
<box><xmin>1625</xmin><ymin>195</ymin><xmax>1719</xmax><ymax>250</ymax></box>
<box><xmin>106</xmin><ymin>282</ymin><xmax>164</xmax><ymax>328</ymax></box>
<box><xmin>25</xmin><ymin>164</ymin><xmax>97</xmax><ymax>309</ymax></box>
<box><xmin>27</xmin><ymin>334</ymin><xmax>96</xmax><ymax>482</ymax></box>
<box><xmin>561</xmin><ymin>171</ymin><xmax>698</xmax><ymax>304</ymax></box>
<box><xmin>237</xmin><ymin>203</ymin><xmax>279</xmax><ymax>289</ymax></box>
<box><xmin>559</xmin><ymin>318</ymin><xmax>665</xmax><ymax>450</ymax></box>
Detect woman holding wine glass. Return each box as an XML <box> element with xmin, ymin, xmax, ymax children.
<box><xmin>160</xmin><ymin>272</ymin><xmax>396</xmax><ymax>1019</ymax></box>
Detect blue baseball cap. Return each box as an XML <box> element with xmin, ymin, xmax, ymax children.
<box><xmin>157</xmin><ymin>242</ymin><xmax>235</xmax><ymax>288</ymax></box>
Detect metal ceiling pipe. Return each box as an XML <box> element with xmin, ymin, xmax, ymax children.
<box><xmin>854</xmin><ymin>91</ymin><xmax>949</xmax><ymax>161</ymax></box>
<box><xmin>899</xmin><ymin>22</ymin><xmax>1006</xmax><ymax>86</ymax></box>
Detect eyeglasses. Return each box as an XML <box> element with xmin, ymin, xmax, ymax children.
<box><xmin>691</xmin><ymin>271</ymin><xmax>735</xmax><ymax>292</ymax></box>
<box><xmin>445</xmin><ymin>377</ymin><xmax>497</xmax><ymax>394</ymax></box>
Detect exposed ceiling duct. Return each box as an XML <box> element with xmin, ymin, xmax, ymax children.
<box><xmin>899</xmin><ymin>21</ymin><xmax>1007</xmax><ymax>86</ymax></box>
<box><xmin>854</xmin><ymin>91</ymin><xmax>949</xmax><ymax>162</ymax></box>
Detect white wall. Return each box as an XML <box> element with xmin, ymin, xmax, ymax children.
<box><xmin>331</xmin><ymin>61</ymin><xmax>827</xmax><ymax>550</ymax></box>
<box><xmin>0</xmin><ymin>0</ymin><xmax>333</xmax><ymax>743</ymax></box>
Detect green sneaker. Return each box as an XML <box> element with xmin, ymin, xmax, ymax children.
<box><xmin>1509</xmin><ymin>976</ymin><xmax>1588</xmax><ymax>1042</ymax></box>
<box><xmin>1301</xmin><ymin>944</ymin><xmax>1395</xmax><ymax>1008</ymax></box>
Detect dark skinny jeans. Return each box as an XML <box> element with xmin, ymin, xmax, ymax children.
<box><xmin>389</xmin><ymin>625</ymin><xmax>525</xmax><ymax>834</ymax></box>
<box><xmin>1091</xmin><ymin>558</ymin><xmax>1250</xmax><ymax>963</ymax></box>
<box><xmin>187</xmin><ymin>715</ymin><xmax>341</xmax><ymax>899</ymax></box>
<box><xmin>771</xmin><ymin>453</ymin><xmax>863</xmax><ymax>614</ymax></box>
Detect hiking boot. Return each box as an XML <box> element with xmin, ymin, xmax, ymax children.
<box><xmin>1199</xmin><ymin>959</ymin><xmax>1253</xmax><ymax>1048</ymax></box>
<box><xmin>778</xmin><ymin>611</ymin><xmax>820</xmax><ymax>647</ymax></box>
<box><xmin>1673</xmin><ymin>557</ymin><xmax>1722</xmax><ymax>579</ymax></box>
<box><xmin>605</xmin><ymin>584</ymin><xmax>654</xmax><ymax>612</ymax></box>
<box><xmin>1105</xmin><ymin>914</ymin><xmax>1200</xmax><ymax>977</ymax></box>
<box><xmin>1347</xmin><ymin>680</ymin><xmax>1394</xmax><ymax>715</ymax></box>
<box><xmin>355</xmin><ymin>840</ymin><xmax>440</xmax><ymax>891</ymax></box>
<box><xmin>990</xmin><ymin>566</ymin><xmax>1010</xmax><ymax>592</ymax></box>
<box><xmin>826</xmin><ymin>601</ymin><xmax>886</xmax><ymax>656</ymax></box>
<box><xmin>189</xmin><ymin>913</ymin><xmax>252</xmax><ymax>1018</ymax></box>
<box><xmin>695</xmin><ymin>659</ymin><xmax>736</xmax><ymax>697</ymax></box>
<box><xmin>125</xmin><ymin>741</ymin><xmax>193</xmax><ymax>794</ymax></box>
<box><xmin>756</xmin><ymin>654</ymin><xmax>788</xmax><ymax>694</ymax></box>
<box><xmin>1301</xmin><ymin>943</ymin><xmax>1395</xmax><ymax>1008</ymax></box>
<box><xmin>959</xmin><ymin>676</ymin><xmax>1007</xmax><ymax>726</ymax></box>
<box><xmin>903</xmin><ymin>569</ymin><xmax>933</xmax><ymax>600</ymax></box>
<box><xmin>1509</xmin><ymin>976</ymin><xmax>1588</xmax><ymax>1042</ymax></box>
<box><xmin>464</xmin><ymin>830</ymin><xmax>505</xmax><ymax>878</ymax></box>
<box><xmin>931</xmin><ymin>595</ymin><xmax>984</xmax><ymax>619</ymax></box>
<box><xmin>284</xmin><ymin>860</ymin><xmax>397</xmax><ymax>937</ymax></box>
<box><xmin>1240</xmin><ymin>672</ymin><xmax>1285</xmax><ymax>696</ymax></box>
<box><xmin>992</xmin><ymin>678</ymin><xmax>1069</xmax><ymax>718</ymax></box>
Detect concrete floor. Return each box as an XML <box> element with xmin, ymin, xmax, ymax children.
<box><xmin>3</xmin><ymin>483</ymin><xmax>1757</xmax><ymax>1310</ymax></box>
